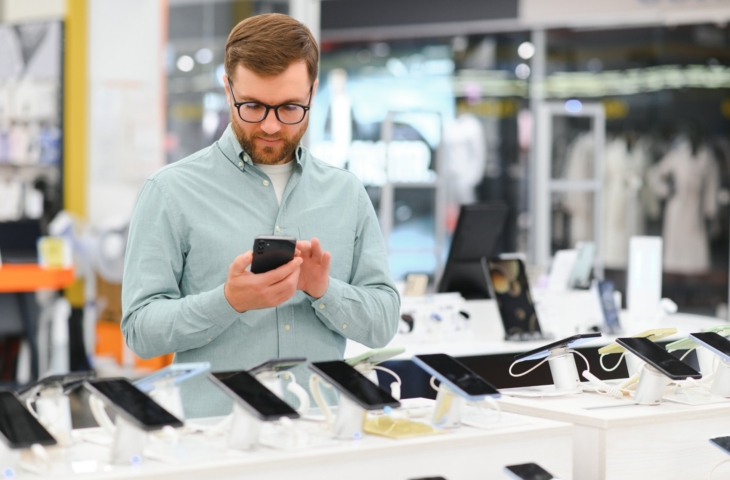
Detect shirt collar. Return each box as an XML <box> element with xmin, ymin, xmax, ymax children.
<box><xmin>218</xmin><ymin>123</ymin><xmax>305</xmax><ymax>173</ymax></box>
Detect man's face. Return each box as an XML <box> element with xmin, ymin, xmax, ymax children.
<box><xmin>224</xmin><ymin>61</ymin><xmax>317</xmax><ymax>165</ymax></box>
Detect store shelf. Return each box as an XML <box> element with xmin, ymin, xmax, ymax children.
<box><xmin>0</xmin><ymin>264</ymin><xmax>74</xmax><ymax>293</ymax></box>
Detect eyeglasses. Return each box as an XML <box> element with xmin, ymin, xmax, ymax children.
<box><xmin>227</xmin><ymin>77</ymin><xmax>313</xmax><ymax>125</ymax></box>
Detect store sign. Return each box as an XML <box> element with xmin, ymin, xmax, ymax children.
<box><xmin>520</xmin><ymin>0</ymin><xmax>730</xmax><ymax>25</ymax></box>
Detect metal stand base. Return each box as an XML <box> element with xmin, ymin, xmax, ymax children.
<box><xmin>149</xmin><ymin>383</ymin><xmax>185</xmax><ymax>420</ymax></box>
<box><xmin>111</xmin><ymin>416</ymin><xmax>147</xmax><ymax>465</ymax></box>
<box><xmin>432</xmin><ymin>385</ymin><xmax>465</xmax><ymax>429</ymax></box>
<box><xmin>548</xmin><ymin>350</ymin><xmax>581</xmax><ymax>393</ymax></box>
<box><xmin>634</xmin><ymin>365</ymin><xmax>668</xmax><ymax>405</ymax></box>
<box><xmin>228</xmin><ymin>404</ymin><xmax>263</xmax><ymax>451</ymax></box>
<box><xmin>711</xmin><ymin>359</ymin><xmax>730</xmax><ymax>397</ymax></box>
<box><xmin>333</xmin><ymin>396</ymin><xmax>366</xmax><ymax>440</ymax></box>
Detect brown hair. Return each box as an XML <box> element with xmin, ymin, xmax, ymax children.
<box><xmin>225</xmin><ymin>13</ymin><xmax>319</xmax><ymax>83</ymax></box>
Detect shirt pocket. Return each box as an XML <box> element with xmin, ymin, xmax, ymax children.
<box><xmin>299</xmin><ymin>225</ymin><xmax>355</xmax><ymax>283</ymax></box>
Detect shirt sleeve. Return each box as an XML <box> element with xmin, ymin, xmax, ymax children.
<box><xmin>121</xmin><ymin>179</ymin><xmax>241</xmax><ymax>359</ymax></box>
<box><xmin>309</xmin><ymin>183</ymin><xmax>400</xmax><ymax>348</ymax></box>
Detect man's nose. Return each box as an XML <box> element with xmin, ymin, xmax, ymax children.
<box><xmin>260</xmin><ymin>109</ymin><xmax>282</xmax><ymax>135</ymax></box>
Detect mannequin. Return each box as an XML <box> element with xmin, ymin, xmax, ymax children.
<box><xmin>648</xmin><ymin>137</ymin><xmax>718</xmax><ymax>273</ymax></box>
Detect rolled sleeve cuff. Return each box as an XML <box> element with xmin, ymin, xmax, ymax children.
<box><xmin>202</xmin><ymin>284</ymin><xmax>242</xmax><ymax>327</ymax></box>
<box><xmin>310</xmin><ymin>278</ymin><xmax>364</xmax><ymax>338</ymax></box>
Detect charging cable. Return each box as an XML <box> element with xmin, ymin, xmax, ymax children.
<box><xmin>508</xmin><ymin>356</ymin><xmax>552</xmax><ymax>378</ymax></box>
<box><xmin>370</xmin><ymin>365</ymin><xmax>402</xmax><ymax>400</ymax></box>
<box><xmin>709</xmin><ymin>459</ymin><xmax>730</xmax><ymax>479</ymax></box>
<box><xmin>599</xmin><ymin>353</ymin><xmax>625</xmax><ymax>372</ymax></box>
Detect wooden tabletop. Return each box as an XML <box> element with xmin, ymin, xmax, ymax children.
<box><xmin>0</xmin><ymin>264</ymin><xmax>74</xmax><ymax>293</ymax></box>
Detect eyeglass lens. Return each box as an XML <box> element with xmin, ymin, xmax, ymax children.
<box><xmin>238</xmin><ymin>103</ymin><xmax>306</xmax><ymax>124</ymax></box>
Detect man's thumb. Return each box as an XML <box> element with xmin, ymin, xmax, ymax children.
<box><xmin>230</xmin><ymin>251</ymin><xmax>253</xmax><ymax>276</ymax></box>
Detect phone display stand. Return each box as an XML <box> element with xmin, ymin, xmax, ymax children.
<box><xmin>0</xmin><ymin>442</ymin><xmax>20</xmax><ymax>478</ymax></box>
<box><xmin>548</xmin><ymin>348</ymin><xmax>582</xmax><ymax>393</ymax></box>
<box><xmin>633</xmin><ymin>364</ymin><xmax>669</xmax><ymax>405</ymax></box>
<box><xmin>254</xmin><ymin>371</ymin><xmax>310</xmax><ymax>415</ymax></box>
<box><xmin>432</xmin><ymin>384</ymin><xmax>466</xmax><ymax>429</ymax></box>
<box><xmin>89</xmin><ymin>394</ymin><xmax>147</xmax><ymax>465</ymax></box>
<box><xmin>148</xmin><ymin>379</ymin><xmax>185</xmax><ymax>420</ymax></box>
<box><xmin>228</xmin><ymin>404</ymin><xmax>263</xmax><ymax>451</ymax></box>
<box><xmin>711</xmin><ymin>360</ymin><xmax>730</xmax><ymax>397</ymax></box>
<box><xmin>27</xmin><ymin>386</ymin><xmax>73</xmax><ymax>446</ymax></box>
<box><xmin>697</xmin><ymin>346</ymin><xmax>717</xmax><ymax>376</ymax></box>
<box><xmin>333</xmin><ymin>396</ymin><xmax>366</xmax><ymax>440</ymax></box>
<box><xmin>624</xmin><ymin>352</ymin><xmax>646</xmax><ymax>377</ymax></box>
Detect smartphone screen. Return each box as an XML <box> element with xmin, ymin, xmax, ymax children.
<box><xmin>248</xmin><ymin>358</ymin><xmax>306</xmax><ymax>376</ymax></box>
<box><xmin>689</xmin><ymin>332</ymin><xmax>730</xmax><ymax>361</ymax></box>
<box><xmin>505</xmin><ymin>463</ymin><xmax>555</xmax><ymax>480</ymax></box>
<box><xmin>210</xmin><ymin>370</ymin><xmax>299</xmax><ymax>421</ymax></box>
<box><xmin>309</xmin><ymin>361</ymin><xmax>401</xmax><ymax>410</ymax></box>
<box><xmin>597</xmin><ymin>280</ymin><xmax>620</xmax><ymax>332</ymax></box>
<box><xmin>0</xmin><ymin>390</ymin><xmax>57</xmax><ymax>449</ymax></box>
<box><xmin>616</xmin><ymin>337</ymin><xmax>701</xmax><ymax>380</ymax></box>
<box><xmin>710</xmin><ymin>436</ymin><xmax>730</xmax><ymax>456</ymax></box>
<box><xmin>412</xmin><ymin>354</ymin><xmax>500</xmax><ymax>399</ymax></box>
<box><xmin>514</xmin><ymin>333</ymin><xmax>602</xmax><ymax>362</ymax></box>
<box><xmin>568</xmin><ymin>242</ymin><xmax>595</xmax><ymax>289</ymax></box>
<box><xmin>251</xmin><ymin>235</ymin><xmax>296</xmax><ymax>274</ymax></box>
<box><xmin>487</xmin><ymin>258</ymin><xmax>542</xmax><ymax>337</ymax></box>
<box><xmin>19</xmin><ymin>371</ymin><xmax>95</xmax><ymax>400</ymax></box>
<box><xmin>86</xmin><ymin>379</ymin><xmax>184</xmax><ymax>431</ymax></box>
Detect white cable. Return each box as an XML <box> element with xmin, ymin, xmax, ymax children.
<box><xmin>508</xmin><ymin>356</ymin><xmax>551</xmax><ymax>377</ymax></box>
<box><xmin>371</xmin><ymin>365</ymin><xmax>402</xmax><ymax>400</ymax></box>
<box><xmin>709</xmin><ymin>459</ymin><xmax>730</xmax><ymax>480</ymax></box>
<box><xmin>600</xmin><ymin>353</ymin><xmax>625</xmax><ymax>372</ymax></box>
<box><xmin>679</xmin><ymin>348</ymin><xmax>695</xmax><ymax>362</ymax></box>
<box><xmin>309</xmin><ymin>374</ymin><xmax>335</xmax><ymax>427</ymax></box>
<box><xmin>581</xmin><ymin>370</ymin><xmax>623</xmax><ymax>399</ymax></box>
<box><xmin>567</xmin><ymin>349</ymin><xmax>590</xmax><ymax>373</ymax></box>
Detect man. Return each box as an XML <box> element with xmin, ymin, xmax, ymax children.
<box><xmin>121</xmin><ymin>14</ymin><xmax>399</xmax><ymax>418</ymax></box>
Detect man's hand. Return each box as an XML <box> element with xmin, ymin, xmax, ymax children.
<box><xmin>296</xmin><ymin>238</ymin><xmax>331</xmax><ymax>299</ymax></box>
<box><xmin>224</xmin><ymin>251</ymin><xmax>302</xmax><ymax>313</ymax></box>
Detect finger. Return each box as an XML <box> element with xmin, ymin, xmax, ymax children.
<box><xmin>229</xmin><ymin>251</ymin><xmax>253</xmax><ymax>276</ymax></box>
<box><xmin>321</xmin><ymin>251</ymin><xmax>331</xmax><ymax>274</ymax></box>
<box><xmin>296</xmin><ymin>240</ymin><xmax>312</xmax><ymax>256</ymax></box>
<box><xmin>258</xmin><ymin>256</ymin><xmax>302</xmax><ymax>284</ymax></box>
<box><xmin>311</xmin><ymin>237</ymin><xmax>324</xmax><ymax>261</ymax></box>
<box><xmin>295</xmin><ymin>248</ymin><xmax>302</xmax><ymax>257</ymax></box>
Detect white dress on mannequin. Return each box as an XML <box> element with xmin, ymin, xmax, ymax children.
<box><xmin>648</xmin><ymin>139</ymin><xmax>718</xmax><ymax>273</ymax></box>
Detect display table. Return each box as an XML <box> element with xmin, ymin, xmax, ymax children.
<box><xmin>16</xmin><ymin>404</ymin><xmax>574</xmax><ymax>480</ymax></box>
<box><xmin>497</xmin><ymin>388</ymin><xmax>730</xmax><ymax>479</ymax></box>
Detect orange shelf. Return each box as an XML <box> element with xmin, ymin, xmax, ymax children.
<box><xmin>0</xmin><ymin>264</ymin><xmax>75</xmax><ymax>293</ymax></box>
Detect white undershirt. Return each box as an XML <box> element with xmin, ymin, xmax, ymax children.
<box><xmin>256</xmin><ymin>160</ymin><xmax>295</xmax><ymax>205</ymax></box>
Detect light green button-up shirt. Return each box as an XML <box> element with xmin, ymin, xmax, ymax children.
<box><xmin>121</xmin><ymin>124</ymin><xmax>400</xmax><ymax>418</ymax></box>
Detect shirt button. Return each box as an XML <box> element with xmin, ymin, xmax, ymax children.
<box><xmin>275</xmin><ymin>226</ymin><xmax>280</xmax><ymax>233</ymax></box>
<box><xmin>318</xmin><ymin>304</ymin><xmax>326</xmax><ymax>310</ymax></box>
<box><xmin>206</xmin><ymin>338</ymin><xmax>211</xmax><ymax>342</ymax></box>
<box><xmin>238</xmin><ymin>161</ymin><xmax>243</xmax><ymax>167</ymax></box>
<box><xmin>342</xmin><ymin>324</ymin><xmax>347</xmax><ymax>329</ymax></box>
<box><xmin>284</xmin><ymin>324</ymin><xmax>290</xmax><ymax>331</ymax></box>
<box><xmin>263</xmin><ymin>180</ymin><xmax>270</xmax><ymax>186</ymax></box>
<box><xmin>283</xmin><ymin>373</ymin><xmax>290</xmax><ymax>381</ymax></box>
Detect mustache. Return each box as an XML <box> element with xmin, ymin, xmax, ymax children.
<box><xmin>252</xmin><ymin>134</ymin><xmax>286</xmax><ymax>141</ymax></box>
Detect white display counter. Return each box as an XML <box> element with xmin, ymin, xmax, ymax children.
<box><xmin>345</xmin><ymin>297</ymin><xmax>726</xmax><ymax>360</ymax></box>
<box><xmin>12</xmin><ymin>402</ymin><xmax>573</xmax><ymax>480</ymax></box>
<box><xmin>497</xmin><ymin>389</ymin><xmax>730</xmax><ymax>480</ymax></box>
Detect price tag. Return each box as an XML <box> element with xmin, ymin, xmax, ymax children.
<box><xmin>37</xmin><ymin>236</ymin><xmax>71</xmax><ymax>269</ymax></box>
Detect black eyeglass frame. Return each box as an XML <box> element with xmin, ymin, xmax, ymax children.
<box><xmin>227</xmin><ymin>77</ymin><xmax>313</xmax><ymax>125</ymax></box>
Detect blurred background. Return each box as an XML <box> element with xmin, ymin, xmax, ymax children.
<box><xmin>2</xmin><ymin>0</ymin><xmax>730</xmax><ymax>383</ymax></box>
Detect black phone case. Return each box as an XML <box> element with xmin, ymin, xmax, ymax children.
<box><xmin>251</xmin><ymin>235</ymin><xmax>296</xmax><ymax>274</ymax></box>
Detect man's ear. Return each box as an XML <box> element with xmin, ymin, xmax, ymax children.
<box><xmin>223</xmin><ymin>74</ymin><xmax>232</xmax><ymax>106</ymax></box>
<box><xmin>311</xmin><ymin>77</ymin><xmax>319</xmax><ymax>102</ymax></box>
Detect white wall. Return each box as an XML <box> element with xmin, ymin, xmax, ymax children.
<box><xmin>87</xmin><ymin>0</ymin><xmax>166</xmax><ymax>227</ymax></box>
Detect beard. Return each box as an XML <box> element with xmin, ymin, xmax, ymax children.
<box><xmin>230</xmin><ymin>111</ymin><xmax>308</xmax><ymax>165</ymax></box>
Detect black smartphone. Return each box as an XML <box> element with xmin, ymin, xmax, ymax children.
<box><xmin>485</xmin><ymin>257</ymin><xmax>543</xmax><ymax>337</ymax></box>
<box><xmin>710</xmin><ymin>436</ymin><xmax>730</xmax><ymax>456</ymax></box>
<box><xmin>208</xmin><ymin>370</ymin><xmax>299</xmax><ymax>421</ymax></box>
<box><xmin>248</xmin><ymin>357</ymin><xmax>306</xmax><ymax>376</ymax></box>
<box><xmin>309</xmin><ymin>361</ymin><xmax>401</xmax><ymax>410</ymax></box>
<box><xmin>84</xmin><ymin>379</ymin><xmax>184</xmax><ymax>431</ymax></box>
<box><xmin>251</xmin><ymin>235</ymin><xmax>296</xmax><ymax>274</ymax></box>
<box><xmin>0</xmin><ymin>390</ymin><xmax>57</xmax><ymax>449</ymax></box>
<box><xmin>514</xmin><ymin>333</ymin><xmax>602</xmax><ymax>362</ymax></box>
<box><xmin>18</xmin><ymin>371</ymin><xmax>96</xmax><ymax>401</ymax></box>
<box><xmin>597</xmin><ymin>280</ymin><xmax>620</xmax><ymax>333</ymax></box>
<box><xmin>412</xmin><ymin>354</ymin><xmax>500</xmax><ymax>401</ymax></box>
<box><xmin>504</xmin><ymin>463</ymin><xmax>555</xmax><ymax>480</ymax></box>
<box><xmin>616</xmin><ymin>337</ymin><xmax>702</xmax><ymax>380</ymax></box>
